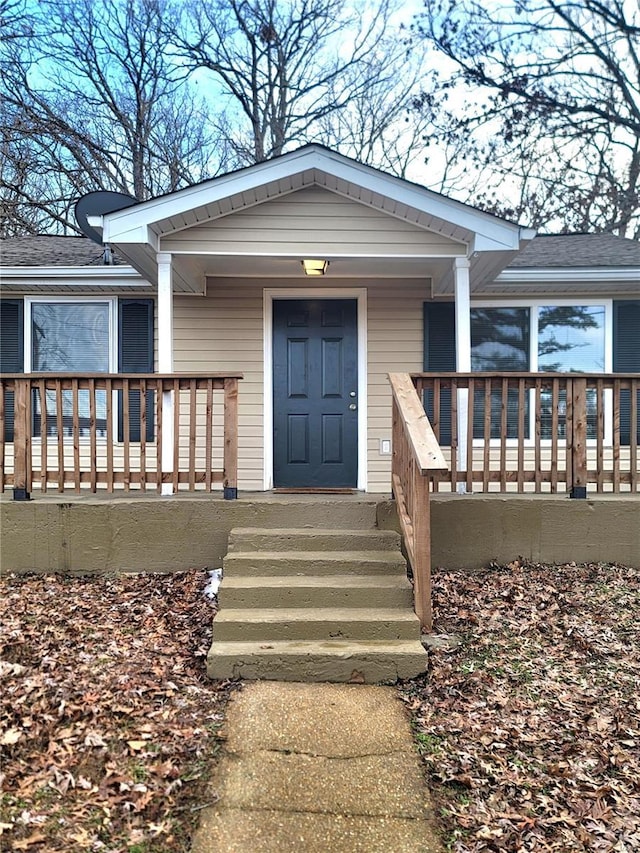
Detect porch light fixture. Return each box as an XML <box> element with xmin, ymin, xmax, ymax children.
<box><xmin>301</xmin><ymin>258</ymin><xmax>329</xmax><ymax>276</ymax></box>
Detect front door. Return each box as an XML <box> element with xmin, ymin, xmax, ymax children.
<box><xmin>273</xmin><ymin>298</ymin><xmax>358</xmax><ymax>488</ymax></box>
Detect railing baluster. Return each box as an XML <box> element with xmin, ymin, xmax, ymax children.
<box><xmin>466</xmin><ymin>377</ymin><xmax>474</xmax><ymax>492</ymax></box>
<box><xmin>123</xmin><ymin>377</ymin><xmax>131</xmax><ymax>492</ymax></box>
<box><xmin>613</xmin><ymin>380</ymin><xmax>620</xmax><ymax>492</ymax></box>
<box><xmin>39</xmin><ymin>379</ymin><xmax>48</xmax><ymax>493</ymax></box>
<box><xmin>223</xmin><ymin>377</ymin><xmax>239</xmax><ymax>499</ymax></box>
<box><xmin>89</xmin><ymin>378</ymin><xmax>97</xmax><ymax>493</ymax></box>
<box><xmin>500</xmin><ymin>377</ymin><xmax>508</xmax><ymax>492</ymax></box>
<box><xmin>450</xmin><ymin>378</ymin><xmax>458</xmax><ymax>492</ymax></box>
<box><xmin>55</xmin><ymin>379</ymin><xmax>64</xmax><ymax>492</ymax></box>
<box><xmin>72</xmin><ymin>378</ymin><xmax>80</xmax><ymax>492</ymax></box>
<box><xmin>534</xmin><ymin>379</ymin><xmax>542</xmax><ymax>493</ymax></box>
<box><xmin>517</xmin><ymin>378</ymin><xmax>525</xmax><ymax>492</ymax></box>
<box><xmin>551</xmin><ymin>378</ymin><xmax>559</xmax><ymax>493</ymax></box>
<box><xmin>172</xmin><ymin>378</ymin><xmax>180</xmax><ymax>493</ymax></box>
<box><xmin>156</xmin><ymin>379</ymin><xmax>164</xmax><ymax>493</ymax></box>
<box><xmin>139</xmin><ymin>378</ymin><xmax>147</xmax><ymax>491</ymax></box>
<box><xmin>105</xmin><ymin>377</ymin><xmax>114</xmax><ymax>494</ymax></box>
<box><xmin>189</xmin><ymin>379</ymin><xmax>197</xmax><ymax>491</ymax></box>
<box><xmin>596</xmin><ymin>378</ymin><xmax>604</xmax><ymax>493</ymax></box>
<box><xmin>0</xmin><ymin>380</ymin><xmax>5</xmax><ymax>493</ymax></box>
<box><xmin>13</xmin><ymin>380</ymin><xmax>29</xmax><ymax>500</ymax></box>
<box><xmin>482</xmin><ymin>378</ymin><xmax>491</xmax><ymax>492</ymax></box>
<box><xmin>630</xmin><ymin>378</ymin><xmax>638</xmax><ymax>492</ymax></box>
<box><xmin>205</xmin><ymin>379</ymin><xmax>213</xmax><ymax>491</ymax></box>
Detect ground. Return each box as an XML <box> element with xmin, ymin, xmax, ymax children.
<box><xmin>399</xmin><ymin>561</ymin><xmax>640</xmax><ymax>852</ymax></box>
<box><xmin>1</xmin><ymin>562</ymin><xmax>638</xmax><ymax>852</ymax></box>
<box><xmin>0</xmin><ymin>571</ymin><xmax>234</xmax><ymax>853</ymax></box>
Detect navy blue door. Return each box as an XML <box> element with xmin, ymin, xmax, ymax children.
<box><xmin>273</xmin><ymin>299</ymin><xmax>358</xmax><ymax>488</ymax></box>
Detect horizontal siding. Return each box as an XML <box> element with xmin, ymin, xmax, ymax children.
<box><xmin>174</xmin><ymin>285</ymin><xmax>264</xmax><ymax>490</ymax></box>
<box><xmin>162</xmin><ymin>188</ymin><xmax>466</xmax><ymax>258</ymax></box>
<box><xmin>367</xmin><ymin>283</ymin><xmax>427</xmax><ymax>492</ymax></box>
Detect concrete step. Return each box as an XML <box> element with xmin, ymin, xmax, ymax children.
<box><xmin>223</xmin><ymin>550</ymin><xmax>408</xmax><ymax>577</ymax></box>
<box><xmin>229</xmin><ymin>499</ymin><xmax>382</xmax><ymax>531</ymax></box>
<box><xmin>218</xmin><ymin>574</ymin><xmax>414</xmax><ymax>609</ymax></box>
<box><xmin>213</xmin><ymin>607</ymin><xmax>420</xmax><ymax>642</ymax></box>
<box><xmin>227</xmin><ymin>527</ymin><xmax>401</xmax><ymax>553</ymax></box>
<box><xmin>206</xmin><ymin>640</ymin><xmax>428</xmax><ymax>683</ymax></box>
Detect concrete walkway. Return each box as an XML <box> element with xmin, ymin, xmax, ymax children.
<box><xmin>191</xmin><ymin>681</ymin><xmax>443</xmax><ymax>853</ymax></box>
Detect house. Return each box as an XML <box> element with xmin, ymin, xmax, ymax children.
<box><xmin>2</xmin><ymin>144</ymin><xmax>638</xmax><ymax>678</ymax></box>
<box><xmin>1</xmin><ymin>145</ymin><xmax>638</xmax><ymax>495</ymax></box>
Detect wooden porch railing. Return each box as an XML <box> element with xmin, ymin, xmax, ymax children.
<box><xmin>0</xmin><ymin>373</ymin><xmax>242</xmax><ymax>498</ymax></box>
<box><xmin>413</xmin><ymin>373</ymin><xmax>639</xmax><ymax>495</ymax></box>
<box><xmin>389</xmin><ymin>373</ymin><xmax>448</xmax><ymax>630</ymax></box>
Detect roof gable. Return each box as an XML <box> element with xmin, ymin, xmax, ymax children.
<box><xmin>98</xmin><ymin>145</ymin><xmax>531</xmax><ymax>254</ymax></box>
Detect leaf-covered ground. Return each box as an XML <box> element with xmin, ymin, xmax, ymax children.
<box><xmin>399</xmin><ymin>561</ymin><xmax>640</xmax><ymax>852</ymax></box>
<box><xmin>0</xmin><ymin>571</ymin><xmax>234</xmax><ymax>853</ymax></box>
<box><xmin>2</xmin><ymin>563</ymin><xmax>639</xmax><ymax>853</ymax></box>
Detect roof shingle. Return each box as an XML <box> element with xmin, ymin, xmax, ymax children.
<box><xmin>507</xmin><ymin>233</ymin><xmax>640</xmax><ymax>269</ymax></box>
<box><xmin>0</xmin><ymin>235</ymin><xmax>126</xmax><ymax>267</ymax></box>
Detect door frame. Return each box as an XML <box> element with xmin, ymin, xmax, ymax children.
<box><xmin>263</xmin><ymin>287</ymin><xmax>368</xmax><ymax>491</ymax></box>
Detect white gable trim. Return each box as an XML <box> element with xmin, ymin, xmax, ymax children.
<box><xmin>99</xmin><ymin>146</ymin><xmax>529</xmax><ymax>253</ymax></box>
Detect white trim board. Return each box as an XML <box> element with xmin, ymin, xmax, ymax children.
<box><xmin>263</xmin><ymin>287</ymin><xmax>368</xmax><ymax>491</ymax></box>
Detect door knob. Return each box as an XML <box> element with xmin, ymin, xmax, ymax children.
<box><xmin>349</xmin><ymin>403</ymin><xmax>357</xmax><ymax>410</ymax></box>
<box><xmin>349</xmin><ymin>391</ymin><xmax>356</xmax><ymax>397</ymax></box>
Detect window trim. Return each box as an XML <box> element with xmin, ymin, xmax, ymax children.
<box><xmin>470</xmin><ymin>298</ymin><xmax>613</xmax><ymax>447</ymax></box>
<box><xmin>24</xmin><ymin>296</ymin><xmax>118</xmax><ymax>373</ymax></box>
<box><xmin>24</xmin><ymin>297</ymin><xmax>118</xmax><ymax>442</ymax></box>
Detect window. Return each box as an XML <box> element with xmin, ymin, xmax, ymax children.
<box><xmin>1</xmin><ymin>297</ymin><xmax>154</xmax><ymax>442</ymax></box>
<box><xmin>536</xmin><ymin>305</ymin><xmax>606</xmax><ymax>439</ymax></box>
<box><xmin>29</xmin><ymin>300</ymin><xmax>114</xmax><ymax>437</ymax></box>
<box><xmin>471</xmin><ymin>307</ymin><xmax>530</xmax><ymax>439</ymax></box>
<box><xmin>424</xmin><ymin>298</ymin><xmax>637</xmax><ymax>445</ymax></box>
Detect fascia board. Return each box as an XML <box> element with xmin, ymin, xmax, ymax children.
<box><xmin>498</xmin><ymin>267</ymin><xmax>640</xmax><ymax>283</ymax></box>
<box><xmin>0</xmin><ymin>266</ymin><xmax>146</xmax><ymax>284</ymax></box>
<box><xmin>101</xmin><ymin>146</ymin><xmax>524</xmax><ymax>250</ymax></box>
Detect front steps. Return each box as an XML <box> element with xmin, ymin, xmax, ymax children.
<box><xmin>207</xmin><ymin>527</ymin><xmax>427</xmax><ymax>683</ymax></box>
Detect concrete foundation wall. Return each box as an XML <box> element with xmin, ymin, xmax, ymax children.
<box><xmin>1</xmin><ymin>494</ymin><xmax>638</xmax><ymax>575</ymax></box>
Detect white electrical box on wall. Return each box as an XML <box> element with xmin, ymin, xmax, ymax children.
<box><xmin>380</xmin><ymin>439</ymin><xmax>391</xmax><ymax>455</ymax></box>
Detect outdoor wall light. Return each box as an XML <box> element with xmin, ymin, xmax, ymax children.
<box><xmin>301</xmin><ymin>259</ymin><xmax>329</xmax><ymax>276</ymax></box>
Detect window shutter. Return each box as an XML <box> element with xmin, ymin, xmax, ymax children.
<box><xmin>613</xmin><ymin>300</ymin><xmax>640</xmax><ymax>445</ymax></box>
<box><xmin>0</xmin><ymin>299</ymin><xmax>24</xmax><ymax>442</ymax></box>
<box><xmin>118</xmin><ymin>299</ymin><xmax>154</xmax><ymax>442</ymax></box>
<box><xmin>423</xmin><ymin>302</ymin><xmax>455</xmax><ymax>444</ymax></box>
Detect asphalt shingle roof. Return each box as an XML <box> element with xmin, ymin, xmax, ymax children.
<box><xmin>507</xmin><ymin>234</ymin><xmax>640</xmax><ymax>269</ymax></box>
<box><xmin>0</xmin><ymin>235</ymin><xmax>126</xmax><ymax>267</ymax></box>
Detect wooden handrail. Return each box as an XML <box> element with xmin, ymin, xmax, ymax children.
<box><xmin>0</xmin><ymin>373</ymin><xmax>243</xmax><ymax>498</ymax></box>
<box><xmin>388</xmin><ymin>373</ymin><xmax>447</xmax><ymax>630</ymax></box>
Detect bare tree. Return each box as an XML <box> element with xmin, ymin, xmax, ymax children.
<box><xmin>0</xmin><ymin>0</ymin><xmax>226</xmax><ymax>235</ymax></box>
<box><xmin>169</xmin><ymin>0</ymin><xmax>429</xmax><ymax>167</ymax></box>
<box><xmin>414</xmin><ymin>0</ymin><xmax>640</xmax><ymax>236</ymax></box>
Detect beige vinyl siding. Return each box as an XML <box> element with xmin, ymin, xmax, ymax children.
<box><xmin>162</xmin><ymin>187</ymin><xmax>467</xmax><ymax>258</ymax></box>
<box><xmin>174</xmin><ymin>284</ymin><xmax>264</xmax><ymax>491</ymax></box>
<box><xmin>367</xmin><ymin>283</ymin><xmax>427</xmax><ymax>491</ymax></box>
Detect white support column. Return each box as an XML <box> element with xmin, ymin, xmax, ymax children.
<box><xmin>157</xmin><ymin>253</ymin><xmax>174</xmax><ymax>496</ymax></box>
<box><xmin>454</xmin><ymin>257</ymin><xmax>471</xmax><ymax>493</ymax></box>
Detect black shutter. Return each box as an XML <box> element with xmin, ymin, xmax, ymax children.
<box><xmin>423</xmin><ymin>302</ymin><xmax>456</xmax><ymax>444</ymax></box>
<box><xmin>613</xmin><ymin>300</ymin><xmax>640</xmax><ymax>445</ymax></box>
<box><xmin>0</xmin><ymin>299</ymin><xmax>24</xmax><ymax>441</ymax></box>
<box><xmin>118</xmin><ymin>299</ymin><xmax>154</xmax><ymax>442</ymax></box>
